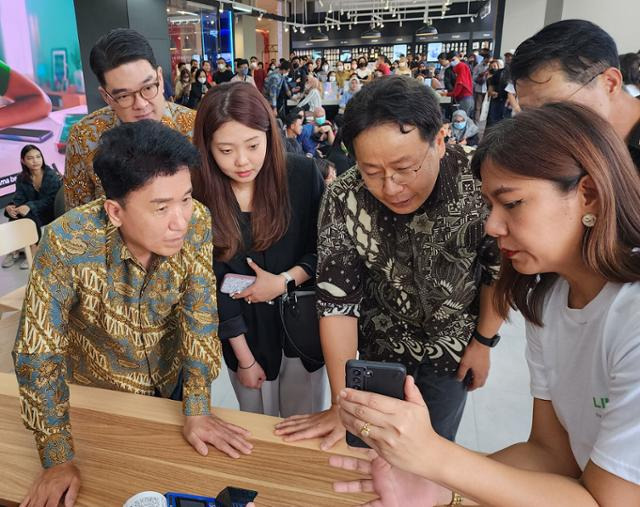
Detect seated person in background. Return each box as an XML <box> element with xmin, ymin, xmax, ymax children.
<box><xmin>283</xmin><ymin>109</ymin><xmax>305</xmax><ymax>156</ymax></box>
<box><xmin>298</xmin><ymin>106</ymin><xmax>335</xmax><ymax>158</ymax></box>
<box><xmin>330</xmin><ymin>102</ymin><xmax>640</xmax><ymax>507</ymax></box>
<box><xmin>511</xmin><ymin>19</ymin><xmax>640</xmax><ymax>171</ymax></box>
<box><xmin>296</xmin><ymin>75</ymin><xmax>323</xmax><ymax>111</ymax></box>
<box><xmin>13</xmin><ymin>120</ymin><xmax>251</xmax><ymax>507</ymax></box>
<box><xmin>64</xmin><ymin>28</ymin><xmax>195</xmax><ymax>210</ymax></box>
<box><xmin>187</xmin><ymin>68</ymin><xmax>212</xmax><ymax>109</ymax></box>
<box><xmin>214</xmin><ymin>58</ymin><xmax>234</xmax><ymax>84</ymax></box>
<box><xmin>449</xmin><ymin>109</ymin><xmax>480</xmax><ymax>147</ymax></box>
<box><xmin>2</xmin><ymin>145</ymin><xmax>62</xmax><ymax>269</ymax></box>
<box><xmin>0</xmin><ymin>59</ymin><xmax>51</xmax><ymax>128</ymax></box>
<box><xmin>339</xmin><ymin>77</ymin><xmax>361</xmax><ymax>112</ymax></box>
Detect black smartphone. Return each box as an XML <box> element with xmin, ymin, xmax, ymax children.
<box><xmin>0</xmin><ymin>127</ymin><xmax>53</xmax><ymax>143</ymax></box>
<box><xmin>345</xmin><ymin>359</ymin><xmax>407</xmax><ymax>448</ymax></box>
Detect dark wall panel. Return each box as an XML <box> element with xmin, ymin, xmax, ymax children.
<box><xmin>74</xmin><ymin>0</ymin><xmax>129</xmax><ymax>112</ymax></box>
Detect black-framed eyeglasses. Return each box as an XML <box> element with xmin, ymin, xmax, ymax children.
<box><xmin>104</xmin><ymin>77</ymin><xmax>161</xmax><ymax>108</ymax></box>
<box><xmin>358</xmin><ymin>149</ymin><xmax>430</xmax><ymax>188</ymax></box>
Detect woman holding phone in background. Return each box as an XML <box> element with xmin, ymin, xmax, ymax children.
<box><xmin>192</xmin><ymin>82</ymin><xmax>327</xmax><ymax>417</ymax></box>
<box><xmin>330</xmin><ymin>103</ymin><xmax>640</xmax><ymax>505</ymax></box>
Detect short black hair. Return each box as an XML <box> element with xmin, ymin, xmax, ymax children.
<box><xmin>191</xmin><ymin>59</ymin><xmax>198</xmax><ymax>65</ymax></box>
<box><xmin>511</xmin><ymin>20</ymin><xmax>619</xmax><ymax>86</ymax></box>
<box><xmin>342</xmin><ymin>76</ymin><xmax>442</xmax><ymax>157</ymax></box>
<box><xmin>446</xmin><ymin>51</ymin><xmax>457</xmax><ymax>61</ymax></box>
<box><xmin>315</xmin><ymin>158</ymin><xmax>336</xmax><ymax>179</ymax></box>
<box><xmin>620</xmin><ymin>53</ymin><xmax>640</xmax><ymax>86</ymax></box>
<box><xmin>284</xmin><ymin>110</ymin><xmax>302</xmax><ymax>128</ymax></box>
<box><xmin>90</xmin><ymin>28</ymin><xmax>157</xmax><ymax>86</ymax></box>
<box><xmin>237</xmin><ymin>58</ymin><xmax>249</xmax><ymax>67</ymax></box>
<box><xmin>279</xmin><ymin>60</ymin><xmax>291</xmax><ymax>71</ymax></box>
<box><xmin>93</xmin><ymin>120</ymin><xmax>199</xmax><ymax>202</ymax></box>
<box><xmin>437</xmin><ymin>52</ymin><xmax>448</xmax><ymax>61</ymax></box>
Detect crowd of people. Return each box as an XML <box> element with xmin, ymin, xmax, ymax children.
<box><xmin>3</xmin><ymin>17</ymin><xmax>640</xmax><ymax>507</ymax></box>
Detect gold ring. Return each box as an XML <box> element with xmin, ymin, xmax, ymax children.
<box><xmin>360</xmin><ymin>422</ymin><xmax>371</xmax><ymax>438</ymax></box>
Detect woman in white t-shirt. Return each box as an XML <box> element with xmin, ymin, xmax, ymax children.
<box><xmin>328</xmin><ymin>102</ymin><xmax>640</xmax><ymax>506</ymax></box>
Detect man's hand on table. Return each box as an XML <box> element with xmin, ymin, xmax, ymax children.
<box><xmin>183</xmin><ymin>414</ymin><xmax>253</xmax><ymax>459</ymax></box>
<box><xmin>20</xmin><ymin>461</ymin><xmax>80</xmax><ymax>507</ymax></box>
<box><xmin>274</xmin><ymin>404</ymin><xmax>345</xmax><ymax>451</ymax></box>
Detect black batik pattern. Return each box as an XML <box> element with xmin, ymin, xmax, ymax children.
<box><xmin>316</xmin><ymin>146</ymin><xmax>500</xmax><ymax>375</ymax></box>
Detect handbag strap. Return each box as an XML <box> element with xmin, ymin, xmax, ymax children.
<box><xmin>278</xmin><ymin>292</ymin><xmax>325</xmax><ymax>367</ymax></box>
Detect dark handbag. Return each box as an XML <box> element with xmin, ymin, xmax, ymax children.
<box><xmin>278</xmin><ymin>287</ymin><xmax>324</xmax><ymax>367</ymax></box>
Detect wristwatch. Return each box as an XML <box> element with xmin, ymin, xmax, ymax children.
<box><xmin>280</xmin><ymin>271</ymin><xmax>295</xmax><ymax>295</ymax></box>
<box><xmin>472</xmin><ymin>329</ymin><xmax>501</xmax><ymax>348</ymax></box>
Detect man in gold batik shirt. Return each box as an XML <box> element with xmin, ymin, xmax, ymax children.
<box><xmin>14</xmin><ymin>121</ymin><xmax>253</xmax><ymax>507</ymax></box>
<box><xmin>64</xmin><ymin>28</ymin><xmax>196</xmax><ymax>211</ymax></box>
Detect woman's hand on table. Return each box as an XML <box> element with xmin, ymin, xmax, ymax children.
<box><xmin>274</xmin><ymin>403</ymin><xmax>345</xmax><ymax>451</ymax></box>
<box><xmin>337</xmin><ymin>376</ymin><xmax>448</xmax><ymax>479</ymax></box>
<box><xmin>20</xmin><ymin>461</ymin><xmax>81</xmax><ymax>507</ymax></box>
<box><xmin>329</xmin><ymin>450</ymin><xmax>448</xmax><ymax>507</ymax></box>
<box><xmin>232</xmin><ymin>258</ymin><xmax>285</xmax><ymax>304</ymax></box>
<box><xmin>183</xmin><ymin>414</ymin><xmax>253</xmax><ymax>459</ymax></box>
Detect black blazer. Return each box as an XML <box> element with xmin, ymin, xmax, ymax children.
<box><xmin>214</xmin><ymin>154</ymin><xmax>325</xmax><ymax>379</ymax></box>
<box><xmin>6</xmin><ymin>165</ymin><xmax>62</xmax><ymax>225</ymax></box>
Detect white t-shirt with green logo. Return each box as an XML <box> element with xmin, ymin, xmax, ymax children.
<box><xmin>526</xmin><ymin>279</ymin><xmax>640</xmax><ymax>484</ymax></box>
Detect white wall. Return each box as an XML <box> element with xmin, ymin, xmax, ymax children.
<box><xmin>501</xmin><ymin>0</ymin><xmax>640</xmax><ymax>56</ymax></box>
<box><xmin>561</xmin><ymin>0</ymin><xmax>640</xmax><ymax>53</ymax></box>
<box><xmin>500</xmin><ymin>0</ymin><xmax>547</xmax><ymax>56</ymax></box>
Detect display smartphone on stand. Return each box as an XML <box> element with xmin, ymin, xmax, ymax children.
<box><xmin>0</xmin><ymin>127</ymin><xmax>53</xmax><ymax>143</ymax></box>
<box><xmin>345</xmin><ymin>359</ymin><xmax>407</xmax><ymax>448</ymax></box>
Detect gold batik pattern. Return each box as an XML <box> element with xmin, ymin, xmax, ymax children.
<box><xmin>13</xmin><ymin>198</ymin><xmax>220</xmax><ymax>467</ymax></box>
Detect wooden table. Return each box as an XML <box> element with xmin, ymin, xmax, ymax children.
<box><xmin>0</xmin><ymin>373</ymin><xmax>373</xmax><ymax>506</ymax></box>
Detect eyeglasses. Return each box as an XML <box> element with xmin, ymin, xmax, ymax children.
<box><xmin>104</xmin><ymin>77</ymin><xmax>161</xmax><ymax>108</ymax></box>
<box><xmin>358</xmin><ymin>150</ymin><xmax>429</xmax><ymax>188</ymax></box>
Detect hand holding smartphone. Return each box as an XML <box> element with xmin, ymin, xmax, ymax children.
<box><xmin>345</xmin><ymin>359</ymin><xmax>407</xmax><ymax>448</ymax></box>
<box><xmin>220</xmin><ymin>273</ymin><xmax>256</xmax><ymax>294</ymax></box>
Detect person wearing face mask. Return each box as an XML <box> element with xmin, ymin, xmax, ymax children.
<box><xmin>187</xmin><ymin>68</ymin><xmax>212</xmax><ymax>109</ymax></box>
<box><xmin>356</xmin><ymin>57</ymin><xmax>371</xmax><ymax>81</ymax></box>
<box><xmin>317</xmin><ymin>61</ymin><xmax>330</xmax><ymax>83</ymax></box>
<box><xmin>251</xmin><ymin>57</ymin><xmax>266</xmax><ymax>93</ymax></box>
<box><xmin>335</xmin><ymin>62</ymin><xmax>350</xmax><ymax>88</ymax></box>
<box><xmin>324</xmin><ymin>71</ymin><xmax>339</xmax><ymax>101</ymax></box>
<box><xmin>441</xmin><ymin>51</ymin><xmax>474</xmax><ymax>120</ymax></box>
<box><xmin>214</xmin><ymin>58</ymin><xmax>234</xmax><ymax>84</ymax></box>
<box><xmin>231</xmin><ymin>59</ymin><xmax>257</xmax><ymax>87</ymax></box>
<box><xmin>350</xmin><ymin>59</ymin><xmax>358</xmax><ymax>73</ymax></box>
<box><xmin>448</xmin><ymin>109</ymin><xmax>480</xmax><ymax>147</ymax></box>
<box><xmin>191</xmin><ymin>83</ymin><xmax>327</xmax><ymax>419</ymax></box>
<box><xmin>174</xmin><ymin>68</ymin><xmax>192</xmax><ymax>106</ymax></box>
<box><xmin>437</xmin><ymin>52</ymin><xmax>456</xmax><ymax>92</ymax></box>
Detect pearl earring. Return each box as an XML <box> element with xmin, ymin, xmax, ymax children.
<box><xmin>582</xmin><ymin>213</ymin><xmax>597</xmax><ymax>228</ymax></box>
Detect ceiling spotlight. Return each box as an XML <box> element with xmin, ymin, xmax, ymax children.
<box><xmin>458</xmin><ymin>17</ymin><xmax>461</xmax><ymax>23</ymax></box>
<box><xmin>337</xmin><ymin>24</ymin><xmax>341</xmax><ymax>30</ymax></box>
<box><xmin>328</xmin><ymin>3</ymin><xmax>333</xmax><ymax>13</ymax></box>
<box><xmin>471</xmin><ymin>16</ymin><xmax>475</xmax><ymax>22</ymax></box>
<box><xmin>349</xmin><ymin>24</ymin><xmax>352</xmax><ymax>29</ymax></box>
<box><xmin>292</xmin><ymin>25</ymin><xmax>297</xmax><ymax>32</ymax></box>
<box><xmin>219</xmin><ymin>4</ymin><xmax>224</xmax><ymax>13</ymax></box>
<box><xmin>318</xmin><ymin>0</ymin><xmax>324</xmax><ymax>5</ymax></box>
<box><xmin>380</xmin><ymin>22</ymin><xmax>385</xmax><ymax>27</ymax></box>
<box><xmin>301</xmin><ymin>26</ymin><xmax>306</xmax><ymax>33</ymax></box>
<box><xmin>284</xmin><ymin>24</ymin><xmax>289</xmax><ymax>32</ymax></box>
